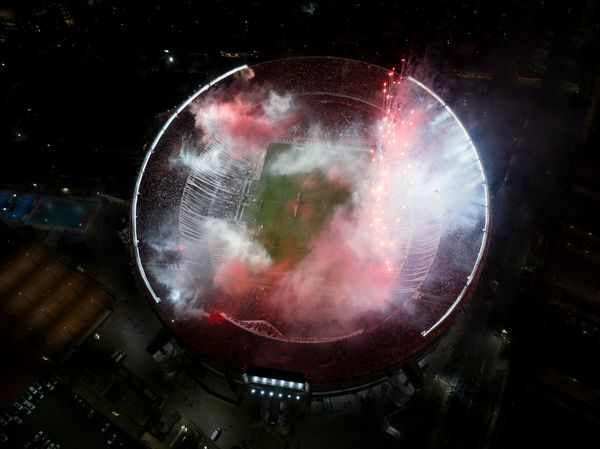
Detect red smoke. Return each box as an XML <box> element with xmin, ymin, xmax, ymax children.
<box><xmin>208</xmin><ymin>311</ymin><xmax>225</xmax><ymax>325</ymax></box>
<box><xmin>213</xmin><ymin>258</ymin><xmax>255</xmax><ymax>297</ymax></box>
<box><xmin>268</xmin><ymin>206</ymin><xmax>395</xmax><ymax>325</ymax></box>
<box><xmin>191</xmin><ymin>89</ymin><xmax>300</xmax><ymax>154</ymax></box>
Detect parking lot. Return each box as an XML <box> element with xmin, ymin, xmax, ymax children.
<box><xmin>1</xmin><ymin>378</ymin><xmax>140</xmax><ymax>449</ymax></box>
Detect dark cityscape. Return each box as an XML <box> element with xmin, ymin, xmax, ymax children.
<box><xmin>1</xmin><ymin>1</ymin><xmax>599</xmax><ymax>449</ymax></box>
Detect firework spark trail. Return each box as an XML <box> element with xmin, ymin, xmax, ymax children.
<box><xmin>356</xmin><ymin>70</ymin><xmax>446</xmax><ymax>302</ymax></box>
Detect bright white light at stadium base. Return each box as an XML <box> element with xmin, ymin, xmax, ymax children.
<box><xmin>131</xmin><ymin>57</ymin><xmax>489</xmax><ymax>383</ymax></box>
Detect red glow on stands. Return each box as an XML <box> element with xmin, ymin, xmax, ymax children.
<box><xmin>213</xmin><ymin>258</ymin><xmax>255</xmax><ymax>296</ymax></box>
<box><xmin>208</xmin><ymin>311</ymin><xmax>225</xmax><ymax>324</ymax></box>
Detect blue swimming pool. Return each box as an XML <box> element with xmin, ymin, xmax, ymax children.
<box><xmin>7</xmin><ymin>195</ymin><xmax>36</xmax><ymax>220</ymax></box>
<box><xmin>0</xmin><ymin>192</ymin><xmax>13</xmax><ymax>215</ymax></box>
<box><xmin>26</xmin><ymin>197</ymin><xmax>99</xmax><ymax>232</ymax></box>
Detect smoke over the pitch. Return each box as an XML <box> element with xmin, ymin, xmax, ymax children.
<box><xmin>144</xmin><ymin>66</ymin><xmax>488</xmax><ymax>337</ymax></box>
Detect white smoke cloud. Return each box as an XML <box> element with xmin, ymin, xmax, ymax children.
<box><xmin>266</xmin><ymin>126</ymin><xmax>370</xmax><ymax>189</ymax></box>
<box><xmin>205</xmin><ymin>218</ymin><xmax>271</xmax><ymax>268</ymax></box>
<box><xmin>144</xmin><ymin>209</ymin><xmax>205</xmax><ymax>317</ymax></box>
<box><xmin>144</xmin><ymin>71</ymin><xmax>487</xmax><ymax>337</ymax></box>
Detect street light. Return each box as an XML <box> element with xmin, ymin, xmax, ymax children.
<box><xmin>41</xmin><ymin>355</ymin><xmax>59</xmax><ymax>368</ymax></box>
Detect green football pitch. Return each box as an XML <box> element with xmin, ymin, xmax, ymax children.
<box><xmin>242</xmin><ymin>143</ymin><xmax>350</xmax><ymax>265</ymax></box>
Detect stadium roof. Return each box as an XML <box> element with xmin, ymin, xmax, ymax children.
<box><xmin>0</xmin><ymin>223</ymin><xmax>112</xmax><ymax>407</ymax></box>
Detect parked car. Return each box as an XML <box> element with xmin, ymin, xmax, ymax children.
<box><xmin>14</xmin><ymin>402</ymin><xmax>31</xmax><ymax>415</ymax></box>
<box><xmin>110</xmin><ymin>350</ymin><xmax>127</xmax><ymax>364</ymax></box>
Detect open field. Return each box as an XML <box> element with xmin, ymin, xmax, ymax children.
<box><xmin>242</xmin><ymin>143</ymin><xmax>350</xmax><ymax>264</ymax></box>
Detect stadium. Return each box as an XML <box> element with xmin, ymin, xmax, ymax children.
<box><xmin>131</xmin><ymin>57</ymin><xmax>490</xmax><ymax>391</ymax></box>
